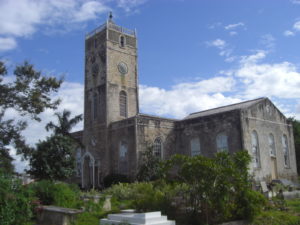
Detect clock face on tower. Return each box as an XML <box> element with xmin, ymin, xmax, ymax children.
<box><xmin>118</xmin><ymin>62</ymin><xmax>128</xmax><ymax>75</ymax></box>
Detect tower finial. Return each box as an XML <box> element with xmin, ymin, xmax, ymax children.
<box><xmin>109</xmin><ymin>11</ymin><xmax>113</xmax><ymax>21</ymax></box>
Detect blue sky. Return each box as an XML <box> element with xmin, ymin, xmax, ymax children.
<box><xmin>1</xmin><ymin>0</ymin><xmax>300</xmax><ymax>172</ymax></box>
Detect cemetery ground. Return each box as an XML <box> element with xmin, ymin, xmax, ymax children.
<box><xmin>1</xmin><ymin>151</ymin><xmax>300</xmax><ymax>225</ymax></box>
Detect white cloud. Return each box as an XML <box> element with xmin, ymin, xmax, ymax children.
<box><xmin>291</xmin><ymin>0</ymin><xmax>300</xmax><ymax>4</ymax></box>
<box><xmin>293</xmin><ymin>20</ymin><xmax>300</xmax><ymax>31</ymax></box>
<box><xmin>224</xmin><ymin>22</ymin><xmax>245</xmax><ymax>30</ymax></box>
<box><xmin>73</xmin><ymin>1</ymin><xmax>110</xmax><ymax>22</ymax></box>
<box><xmin>207</xmin><ymin>39</ymin><xmax>237</xmax><ymax>62</ymax></box>
<box><xmin>0</xmin><ymin>0</ymin><xmax>149</xmax><ymax>51</ymax></box>
<box><xmin>234</xmin><ymin>51</ymin><xmax>300</xmax><ymax>99</ymax></box>
<box><xmin>116</xmin><ymin>0</ymin><xmax>147</xmax><ymax>12</ymax></box>
<box><xmin>139</xmin><ymin>76</ymin><xmax>239</xmax><ymax>119</ymax></box>
<box><xmin>208</xmin><ymin>39</ymin><xmax>226</xmax><ymax>49</ymax></box>
<box><xmin>229</xmin><ymin>31</ymin><xmax>237</xmax><ymax>36</ymax></box>
<box><xmin>284</xmin><ymin>30</ymin><xmax>295</xmax><ymax>37</ymax></box>
<box><xmin>283</xmin><ymin>20</ymin><xmax>300</xmax><ymax>37</ymax></box>
<box><xmin>0</xmin><ymin>37</ymin><xmax>17</xmax><ymax>51</ymax></box>
<box><xmin>260</xmin><ymin>34</ymin><xmax>275</xmax><ymax>50</ymax></box>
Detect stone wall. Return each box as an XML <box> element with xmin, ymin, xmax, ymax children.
<box><xmin>241</xmin><ymin>98</ymin><xmax>298</xmax><ymax>182</ymax></box>
<box><xmin>175</xmin><ymin>110</ymin><xmax>243</xmax><ymax>157</ymax></box>
<box><xmin>109</xmin><ymin>117</ymin><xmax>137</xmax><ymax>178</ymax></box>
<box><xmin>136</xmin><ymin>114</ymin><xmax>176</xmax><ymax>162</ymax></box>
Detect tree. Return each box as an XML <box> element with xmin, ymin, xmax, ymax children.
<box><xmin>46</xmin><ymin>109</ymin><xmax>82</xmax><ymax>144</ymax></box>
<box><xmin>28</xmin><ymin>109</ymin><xmax>82</xmax><ymax>180</ymax></box>
<box><xmin>161</xmin><ymin>151</ymin><xmax>266</xmax><ymax>224</ymax></box>
<box><xmin>28</xmin><ymin>135</ymin><xmax>76</xmax><ymax>181</ymax></box>
<box><xmin>136</xmin><ymin>146</ymin><xmax>161</xmax><ymax>182</ymax></box>
<box><xmin>0</xmin><ymin>61</ymin><xmax>62</xmax><ymax>173</ymax></box>
<box><xmin>288</xmin><ymin>117</ymin><xmax>300</xmax><ymax>173</ymax></box>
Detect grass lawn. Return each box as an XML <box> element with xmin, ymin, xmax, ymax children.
<box><xmin>252</xmin><ymin>198</ymin><xmax>300</xmax><ymax>225</ymax></box>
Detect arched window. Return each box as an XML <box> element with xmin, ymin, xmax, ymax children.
<box><xmin>216</xmin><ymin>133</ymin><xmax>228</xmax><ymax>152</ymax></box>
<box><xmin>251</xmin><ymin>130</ymin><xmax>261</xmax><ymax>168</ymax></box>
<box><xmin>120</xmin><ymin>35</ymin><xmax>125</xmax><ymax>47</ymax></box>
<box><xmin>153</xmin><ymin>137</ymin><xmax>162</xmax><ymax>158</ymax></box>
<box><xmin>282</xmin><ymin>135</ymin><xmax>290</xmax><ymax>167</ymax></box>
<box><xmin>268</xmin><ymin>133</ymin><xmax>276</xmax><ymax>156</ymax></box>
<box><xmin>119</xmin><ymin>141</ymin><xmax>128</xmax><ymax>160</ymax></box>
<box><xmin>190</xmin><ymin>137</ymin><xmax>201</xmax><ymax>156</ymax></box>
<box><xmin>119</xmin><ymin>91</ymin><xmax>127</xmax><ymax>117</ymax></box>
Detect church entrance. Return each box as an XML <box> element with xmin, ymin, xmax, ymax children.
<box><xmin>82</xmin><ymin>153</ymin><xmax>95</xmax><ymax>189</ymax></box>
<box><xmin>270</xmin><ymin>157</ymin><xmax>278</xmax><ymax>180</ymax></box>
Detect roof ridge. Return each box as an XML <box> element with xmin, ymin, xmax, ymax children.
<box><xmin>189</xmin><ymin>97</ymin><xmax>266</xmax><ymax>116</ymax></box>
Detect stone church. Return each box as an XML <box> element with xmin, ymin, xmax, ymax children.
<box><xmin>73</xmin><ymin>17</ymin><xmax>298</xmax><ymax>189</ymax></box>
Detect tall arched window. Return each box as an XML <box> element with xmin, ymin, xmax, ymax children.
<box><xmin>119</xmin><ymin>91</ymin><xmax>127</xmax><ymax>117</ymax></box>
<box><xmin>268</xmin><ymin>133</ymin><xmax>276</xmax><ymax>156</ymax></box>
<box><xmin>190</xmin><ymin>137</ymin><xmax>201</xmax><ymax>156</ymax></box>
<box><xmin>153</xmin><ymin>137</ymin><xmax>162</xmax><ymax>158</ymax></box>
<box><xmin>216</xmin><ymin>133</ymin><xmax>228</xmax><ymax>152</ymax></box>
<box><xmin>119</xmin><ymin>141</ymin><xmax>128</xmax><ymax>160</ymax></box>
<box><xmin>251</xmin><ymin>130</ymin><xmax>261</xmax><ymax>168</ymax></box>
<box><xmin>282</xmin><ymin>135</ymin><xmax>290</xmax><ymax>167</ymax></box>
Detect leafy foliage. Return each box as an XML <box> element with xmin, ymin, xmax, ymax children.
<box><xmin>0</xmin><ymin>61</ymin><xmax>62</xmax><ymax>172</ymax></box>
<box><xmin>28</xmin><ymin>109</ymin><xmax>82</xmax><ymax>181</ymax></box>
<box><xmin>161</xmin><ymin>151</ymin><xmax>266</xmax><ymax>224</ymax></box>
<box><xmin>0</xmin><ymin>172</ymin><xmax>35</xmax><ymax>225</ymax></box>
<box><xmin>136</xmin><ymin>146</ymin><xmax>162</xmax><ymax>182</ymax></box>
<box><xmin>29</xmin><ymin>180</ymin><xmax>81</xmax><ymax>208</ymax></box>
<box><xmin>28</xmin><ymin>135</ymin><xmax>76</xmax><ymax>181</ymax></box>
<box><xmin>46</xmin><ymin>109</ymin><xmax>82</xmax><ymax>145</ymax></box>
<box><xmin>288</xmin><ymin>118</ymin><xmax>300</xmax><ymax>174</ymax></box>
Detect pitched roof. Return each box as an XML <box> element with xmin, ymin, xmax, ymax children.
<box><xmin>184</xmin><ymin>97</ymin><xmax>266</xmax><ymax>120</ymax></box>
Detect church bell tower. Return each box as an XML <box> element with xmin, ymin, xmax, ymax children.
<box><xmin>84</xmin><ymin>14</ymin><xmax>139</xmax><ymax>128</ymax></box>
<box><xmin>82</xmin><ymin>14</ymin><xmax>139</xmax><ymax>188</ymax></box>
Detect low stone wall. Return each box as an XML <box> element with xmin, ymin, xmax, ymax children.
<box><xmin>283</xmin><ymin>191</ymin><xmax>300</xmax><ymax>200</ymax></box>
<box><xmin>37</xmin><ymin>206</ymin><xmax>83</xmax><ymax>225</ymax></box>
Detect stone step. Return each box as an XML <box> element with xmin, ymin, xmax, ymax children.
<box><xmin>100</xmin><ymin>211</ymin><xmax>175</xmax><ymax>225</ymax></box>
<box><xmin>108</xmin><ymin>214</ymin><xmax>167</xmax><ymax>224</ymax></box>
<box><xmin>100</xmin><ymin>218</ymin><xmax>175</xmax><ymax>225</ymax></box>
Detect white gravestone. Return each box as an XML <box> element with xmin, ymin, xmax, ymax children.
<box><xmin>100</xmin><ymin>211</ymin><xmax>175</xmax><ymax>225</ymax></box>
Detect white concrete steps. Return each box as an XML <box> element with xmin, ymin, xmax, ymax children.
<box><xmin>100</xmin><ymin>211</ymin><xmax>175</xmax><ymax>225</ymax></box>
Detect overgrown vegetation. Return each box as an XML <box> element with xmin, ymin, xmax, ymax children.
<box><xmin>28</xmin><ymin>109</ymin><xmax>82</xmax><ymax>181</ymax></box>
<box><xmin>288</xmin><ymin>118</ymin><xmax>300</xmax><ymax>174</ymax></box>
<box><xmin>0</xmin><ymin>171</ymin><xmax>35</xmax><ymax>225</ymax></box>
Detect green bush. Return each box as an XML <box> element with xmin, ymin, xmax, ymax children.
<box><xmin>160</xmin><ymin>151</ymin><xmax>267</xmax><ymax>224</ymax></box>
<box><xmin>29</xmin><ymin>180</ymin><xmax>81</xmax><ymax>208</ymax></box>
<box><xmin>0</xmin><ymin>173</ymin><xmax>35</xmax><ymax>225</ymax></box>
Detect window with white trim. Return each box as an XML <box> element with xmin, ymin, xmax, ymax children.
<box><xmin>190</xmin><ymin>137</ymin><xmax>201</xmax><ymax>156</ymax></box>
<box><xmin>251</xmin><ymin>130</ymin><xmax>261</xmax><ymax>168</ymax></box>
<box><xmin>216</xmin><ymin>133</ymin><xmax>228</xmax><ymax>152</ymax></box>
